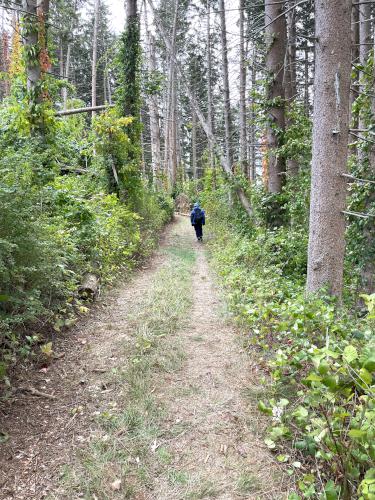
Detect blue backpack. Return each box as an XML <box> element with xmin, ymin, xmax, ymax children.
<box><xmin>194</xmin><ymin>207</ymin><xmax>203</xmax><ymax>223</ymax></box>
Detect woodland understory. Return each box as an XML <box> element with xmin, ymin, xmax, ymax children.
<box><xmin>0</xmin><ymin>0</ymin><xmax>374</xmax><ymax>498</ymax></box>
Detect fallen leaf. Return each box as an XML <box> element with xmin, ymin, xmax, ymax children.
<box><xmin>111</xmin><ymin>479</ymin><xmax>121</xmax><ymax>491</ymax></box>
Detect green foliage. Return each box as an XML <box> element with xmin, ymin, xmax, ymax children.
<box><xmin>203</xmin><ymin>175</ymin><xmax>375</xmax><ymax>499</ymax></box>
<box><xmin>116</xmin><ymin>14</ymin><xmax>142</xmax><ymax>167</ymax></box>
<box><xmin>0</xmin><ymin>79</ymin><xmax>173</xmax><ymax>379</ymax></box>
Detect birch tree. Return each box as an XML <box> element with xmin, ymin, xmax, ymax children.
<box><xmin>306</xmin><ymin>0</ymin><xmax>352</xmax><ymax>297</ymax></box>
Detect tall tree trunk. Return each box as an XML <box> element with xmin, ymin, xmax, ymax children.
<box><xmin>358</xmin><ymin>2</ymin><xmax>371</xmax><ymax>138</ymax></box>
<box><xmin>192</xmin><ymin>105</ymin><xmax>197</xmax><ymax>178</ymax></box>
<box><xmin>164</xmin><ymin>0</ymin><xmax>179</xmax><ymax>188</ymax></box>
<box><xmin>148</xmin><ymin>36</ymin><xmax>162</xmax><ymax>184</ymax></box>
<box><xmin>284</xmin><ymin>0</ymin><xmax>298</xmax><ymax>176</ymax></box>
<box><xmin>239</xmin><ymin>0</ymin><xmax>247</xmax><ymax>174</ymax></box>
<box><xmin>0</xmin><ymin>29</ymin><xmax>10</xmax><ymax>98</ymax></box>
<box><xmin>249</xmin><ymin>44</ymin><xmax>257</xmax><ymax>181</ymax></box>
<box><xmin>303</xmin><ymin>44</ymin><xmax>310</xmax><ymax>115</ymax></box>
<box><xmin>206</xmin><ymin>0</ymin><xmax>214</xmax><ymax>166</ymax></box>
<box><xmin>59</xmin><ymin>39</ymin><xmax>65</xmax><ymax>101</ymax></box>
<box><xmin>144</xmin><ymin>3</ymin><xmax>161</xmax><ymax>185</ymax></box>
<box><xmin>91</xmin><ymin>0</ymin><xmax>99</xmax><ymax>120</ymax></box>
<box><xmin>219</xmin><ymin>0</ymin><xmax>233</xmax><ymax>170</ymax></box>
<box><xmin>265</xmin><ymin>0</ymin><xmax>287</xmax><ymax>192</ymax></box>
<box><xmin>170</xmin><ymin>72</ymin><xmax>178</xmax><ymax>186</ymax></box>
<box><xmin>306</xmin><ymin>0</ymin><xmax>352</xmax><ymax>298</ymax></box>
<box><xmin>63</xmin><ymin>42</ymin><xmax>71</xmax><ymax>110</ymax></box>
<box><xmin>350</xmin><ymin>5</ymin><xmax>359</xmax><ymax>139</ymax></box>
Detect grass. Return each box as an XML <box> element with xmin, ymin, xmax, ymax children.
<box><xmin>186</xmin><ymin>479</ymin><xmax>220</xmax><ymax>499</ymax></box>
<box><xmin>60</xmin><ymin>242</ymin><xmax>196</xmax><ymax>499</ymax></box>
<box><xmin>236</xmin><ymin>471</ymin><xmax>262</xmax><ymax>495</ymax></box>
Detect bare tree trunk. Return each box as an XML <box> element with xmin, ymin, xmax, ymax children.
<box><xmin>206</xmin><ymin>0</ymin><xmax>214</xmax><ymax>166</ymax></box>
<box><xmin>306</xmin><ymin>0</ymin><xmax>352</xmax><ymax>298</ymax></box>
<box><xmin>107</xmin><ymin>67</ymin><xmax>112</xmax><ymax>104</ymax></box>
<box><xmin>144</xmin><ymin>3</ymin><xmax>162</xmax><ymax>185</ymax></box>
<box><xmin>1</xmin><ymin>29</ymin><xmax>10</xmax><ymax>98</ymax></box>
<box><xmin>170</xmin><ymin>73</ymin><xmax>178</xmax><ymax>186</ymax></box>
<box><xmin>149</xmin><ymin>36</ymin><xmax>162</xmax><ymax>184</ymax></box>
<box><xmin>358</xmin><ymin>2</ymin><xmax>371</xmax><ymax>137</ymax></box>
<box><xmin>350</xmin><ymin>5</ymin><xmax>359</xmax><ymax>137</ymax></box>
<box><xmin>62</xmin><ymin>42</ymin><xmax>71</xmax><ymax>110</ymax></box>
<box><xmin>91</xmin><ymin>0</ymin><xmax>100</xmax><ymax>120</ymax></box>
<box><xmin>265</xmin><ymin>0</ymin><xmax>287</xmax><ymax>192</ymax></box>
<box><xmin>239</xmin><ymin>0</ymin><xmax>247</xmax><ymax>174</ymax></box>
<box><xmin>303</xmin><ymin>44</ymin><xmax>309</xmax><ymax>115</ymax></box>
<box><xmin>192</xmin><ymin>105</ymin><xmax>197</xmax><ymax>178</ymax></box>
<box><xmin>59</xmin><ymin>38</ymin><xmax>64</xmax><ymax>98</ymax></box>
<box><xmin>284</xmin><ymin>0</ymin><xmax>298</xmax><ymax>176</ymax></box>
<box><xmin>249</xmin><ymin>44</ymin><xmax>257</xmax><ymax>181</ymax></box>
<box><xmin>164</xmin><ymin>0</ymin><xmax>179</xmax><ymax>188</ymax></box>
<box><xmin>219</xmin><ymin>0</ymin><xmax>233</xmax><ymax>170</ymax></box>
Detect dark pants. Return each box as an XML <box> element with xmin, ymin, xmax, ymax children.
<box><xmin>194</xmin><ymin>223</ymin><xmax>203</xmax><ymax>240</ymax></box>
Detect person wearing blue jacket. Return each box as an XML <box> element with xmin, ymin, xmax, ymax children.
<box><xmin>190</xmin><ymin>202</ymin><xmax>206</xmax><ymax>241</ymax></box>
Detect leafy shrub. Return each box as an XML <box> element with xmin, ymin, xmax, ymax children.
<box><xmin>205</xmin><ymin>179</ymin><xmax>375</xmax><ymax>499</ymax></box>
<box><xmin>0</xmin><ymin>107</ymin><xmax>173</xmax><ymax>377</ymax></box>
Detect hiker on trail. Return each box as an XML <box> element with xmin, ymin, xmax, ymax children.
<box><xmin>191</xmin><ymin>202</ymin><xmax>205</xmax><ymax>242</ymax></box>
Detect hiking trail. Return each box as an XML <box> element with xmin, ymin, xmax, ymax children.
<box><xmin>0</xmin><ymin>216</ymin><xmax>287</xmax><ymax>499</ymax></box>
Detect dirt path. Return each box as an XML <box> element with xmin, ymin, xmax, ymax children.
<box><xmin>0</xmin><ymin>217</ymin><xmax>285</xmax><ymax>499</ymax></box>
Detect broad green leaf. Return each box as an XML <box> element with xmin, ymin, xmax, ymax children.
<box><xmin>348</xmin><ymin>429</ymin><xmax>367</xmax><ymax>439</ymax></box>
<box><xmin>343</xmin><ymin>345</ymin><xmax>358</xmax><ymax>364</ymax></box>
<box><xmin>305</xmin><ymin>373</ymin><xmax>322</xmax><ymax>382</ymax></box>
<box><xmin>324</xmin><ymin>480</ymin><xmax>338</xmax><ymax>500</ymax></box>
<box><xmin>359</xmin><ymin>368</ymin><xmax>373</xmax><ymax>386</ymax></box>
<box><xmin>264</xmin><ymin>438</ymin><xmax>276</xmax><ymax>449</ymax></box>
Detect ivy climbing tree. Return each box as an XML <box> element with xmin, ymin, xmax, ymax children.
<box><xmin>117</xmin><ymin>0</ymin><xmax>141</xmax><ymax>163</ymax></box>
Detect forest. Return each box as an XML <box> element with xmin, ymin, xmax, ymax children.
<box><xmin>0</xmin><ymin>0</ymin><xmax>374</xmax><ymax>498</ymax></box>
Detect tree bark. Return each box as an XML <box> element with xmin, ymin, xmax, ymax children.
<box><xmin>148</xmin><ymin>36</ymin><xmax>162</xmax><ymax>184</ymax></box>
<box><xmin>91</xmin><ymin>0</ymin><xmax>100</xmax><ymax>119</ymax></box>
<box><xmin>265</xmin><ymin>0</ymin><xmax>287</xmax><ymax>192</ymax></box>
<box><xmin>144</xmin><ymin>3</ymin><xmax>162</xmax><ymax>185</ymax></box>
<box><xmin>249</xmin><ymin>44</ymin><xmax>257</xmax><ymax>181</ymax></box>
<box><xmin>239</xmin><ymin>0</ymin><xmax>248</xmax><ymax>174</ymax></box>
<box><xmin>284</xmin><ymin>0</ymin><xmax>298</xmax><ymax>176</ymax></box>
<box><xmin>358</xmin><ymin>2</ymin><xmax>371</xmax><ymax>140</ymax></box>
<box><xmin>306</xmin><ymin>0</ymin><xmax>352</xmax><ymax>298</ymax></box>
<box><xmin>62</xmin><ymin>42</ymin><xmax>71</xmax><ymax>110</ymax></box>
<box><xmin>350</xmin><ymin>5</ymin><xmax>359</xmax><ymax>146</ymax></box>
<box><xmin>206</xmin><ymin>0</ymin><xmax>214</xmax><ymax>166</ymax></box>
<box><xmin>164</xmin><ymin>0</ymin><xmax>179</xmax><ymax>188</ymax></box>
<box><xmin>192</xmin><ymin>105</ymin><xmax>197</xmax><ymax>178</ymax></box>
<box><xmin>303</xmin><ymin>44</ymin><xmax>310</xmax><ymax>115</ymax></box>
<box><xmin>219</xmin><ymin>0</ymin><xmax>233</xmax><ymax>170</ymax></box>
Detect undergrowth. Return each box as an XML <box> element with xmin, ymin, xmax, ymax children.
<box><xmin>203</xmin><ymin>172</ymin><xmax>375</xmax><ymax>500</ymax></box>
<box><xmin>61</xmin><ymin>241</ymin><xmax>195</xmax><ymax>498</ymax></box>
<box><xmin>0</xmin><ymin>104</ymin><xmax>173</xmax><ymax>380</ymax></box>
